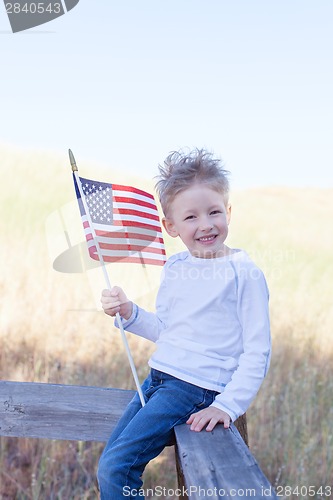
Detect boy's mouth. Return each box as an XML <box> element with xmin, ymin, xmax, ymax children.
<box><xmin>196</xmin><ymin>235</ymin><xmax>217</xmax><ymax>243</ymax></box>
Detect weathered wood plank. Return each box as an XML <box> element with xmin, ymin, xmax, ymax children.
<box><xmin>175</xmin><ymin>424</ymin><xmax>277</xmax><ymax>500</ymax></box>
<box><xmin>0</xmin><ymin>380</ymin><xmax>135</xmax><ymax>442</ymax></box>
<box><xmin>0</xmin><ymin>381</ymin><xmax>248</xmax><ymax>443</ymax></box>
<box><xmin>1</xmin><ymin>381</ymin><xmax>275</xmax><ymax>497</ymax></box>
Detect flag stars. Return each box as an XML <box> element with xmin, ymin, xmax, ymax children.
<box><xmin>80</xmin><ymin>178</ymin><xmax>113</xmax><ymax>225</ymax></box>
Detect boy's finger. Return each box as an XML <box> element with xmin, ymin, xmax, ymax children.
<box><xmin>205</xmin><ymin>418</ymin><xmax>218</xmax><ymax>432</ymax></box>
<box><xmin>190</xmin><ymin>414</ymin><xmax>208</xmax><ymax>432</ymax></box>
<box><xmin>186</xmin><ymin>414</ymin><xmax>195</xmax><ymax>424</ymax></box>
<box><xmin>102</xmin><ymin>298</ymin><xmax>121</xmax><ymax>308</ymax></box>
<box><xmin>186</xmin><ymin>411</ymin><xmax>203</xmax><ymax>426</ymax></box>
<box><xmin>223</xmin><ymin>418</ymin><xmax>231</xmax><ymax>429</ymax></box>
<box><xmin>194</xmin><ymin>418</ymin><xmax>209</xmax><ymax>432</ymax></box>
<box><xmin>103</xmin><ymin>304</ymin><xmax>121</xmax><ymax>316</ymax></box>
<box><xmin>101</xmin><ymin>297</ymin><xmax>116</xmax><ymax>306</ymax></box>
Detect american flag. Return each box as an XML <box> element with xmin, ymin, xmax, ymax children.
<box><xmin>73</xmin><ymin>175</ymin><xmax>167</xmax><ymax>266</ymax></box>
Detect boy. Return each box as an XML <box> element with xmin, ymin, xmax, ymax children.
<box><xmin>97</xmin><ymin>149</ymin><xmax>271</xmax><ymax>499</ymax></box>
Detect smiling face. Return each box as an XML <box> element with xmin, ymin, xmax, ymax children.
<box><xmin>162</xmin><ymin>183</ymin><xmax>231</xmax><ymax>259</ymax></box>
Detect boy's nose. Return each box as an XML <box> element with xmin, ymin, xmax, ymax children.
<box><xmin>199</xmin><ymin>217</ymin><xmax>213</xmax><ymax>231</ymax></box>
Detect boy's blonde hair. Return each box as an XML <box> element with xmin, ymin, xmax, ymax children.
<box><xmin>155</xmin><ymin>148</ymin><xmax>230</xmax><ymax>216</ymax></box>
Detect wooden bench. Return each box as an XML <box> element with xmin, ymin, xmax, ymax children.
<box><xmin>0</xmin><ymin>381</ymin><xmax>277</xmax><ymax>499</ymax></box>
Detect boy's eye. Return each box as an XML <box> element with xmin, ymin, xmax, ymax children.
<box><xmin>210</xmin><ymin>210</ymin><xmax>222</xmax><ymax>215</ymax></box>
<box><xmin>184</xmin><ymin>215</ymin><xmax>195</xmax><ymax>221</ymax></box>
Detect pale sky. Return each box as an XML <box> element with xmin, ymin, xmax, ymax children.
<box><xmin>1</xmin><ymin>0</ymin><xmax>332</xmax><ymax>188</ymax></box>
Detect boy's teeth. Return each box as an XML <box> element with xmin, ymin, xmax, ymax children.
<box><xmin>199</xmin><ymin>236</ymin><xmax>215</xmax><ymax>241</ymax></box>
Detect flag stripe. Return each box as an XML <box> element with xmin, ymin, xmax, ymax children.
<box><xmin>98</xmin><ymin>242</ymin><xmax>166</xmax><ymax>256</ymax></box>
<box><xmin>89</xmin><ymin>246</ymin><xmax>166</xmax><ymax>261</ymax></box>
<box><xmin>85</xmin><ymin>235</ymin><xmax>165</xmax><ymax>253</ymax></box>
<box><xmin>87</xmin><ymin>245</ymin><xmax>166</xmax><ymax>266</ymax></box>
<box><xmin>96</xmin><ymin>219</ymin><xmax>161</xmax><ymax>233</ymax></box>
<box><xmin>114</xmin><ymin>201</ymin><xmax>159</xmax><ymax>217</ymax></box>
<box><xmin>113</xmin><ymin>191</ymin><xmax>155</xmax><ymax>205</ymax></box>
<box><xmin>113</xmin><ymin>207</ymin><xmax>160</xmax><ymax>222</ymax></box>
<box><xmin>105</xmin><ymin>256</ymin><xmax>165</xmax><ymax>266</ymax></box>
<box><xmin>83</xmin><ymin>215</ymin><xmax>162</xmax><ymax>234</ymax></box>
<box><xmin>112</xmin><ymin>184</ymin><xmax>155</xmax><ymax>200</ymax></box>
<box><xmin>96</xmin><ymin>230</ymin><xmax>164</xmax><ymax>244</ymax></box>
<box><xmin>97</xmin><ymin>236</ymin><xmax>165</xmax><ymax>250</ymax></box>
<box><xmin>113</xmin><ymin>196</ymin><xmax>157</xmax><ymax>211</ymax></box>
<box><xmin>93</xmin><ymin>225</ymin><xmax>163</xmax><ymax>239</ymax></box>
<box><xmin>106</xmin><ymin>218</ymin><xmax>163</xmax><ymax>232</ymax></box>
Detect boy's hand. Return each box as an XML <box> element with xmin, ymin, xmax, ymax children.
<box><xmin>101</xmin><ymin>287</ymin><xmax>133</xmax><ymax>320</ymax></box>
<box><xmin>186</xmin><ymin>407</ymin><xmax>231</xmax><ymax>432</ymax></box>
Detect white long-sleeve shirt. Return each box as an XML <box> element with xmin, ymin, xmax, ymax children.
<box><xmin>117</xmin><ymin>249</ymin><xmax>271</xmax><ymax>422</ymax></box>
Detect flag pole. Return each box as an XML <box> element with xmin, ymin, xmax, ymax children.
<box><xmin>69</xmin><ymin>149</ymin><xmax>145</xmax><ymax>407</ymax></box>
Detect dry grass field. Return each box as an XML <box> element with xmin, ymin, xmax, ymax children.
<box><xmin>0</xmin><ymin>144</ymin><xmax>332</xmax><ymax>499</ymax></box>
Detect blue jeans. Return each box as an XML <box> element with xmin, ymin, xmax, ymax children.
<box><xmin>97</xmin><ymin>368</ymin><xmax>218</xmax><ymax>499</ymax></box>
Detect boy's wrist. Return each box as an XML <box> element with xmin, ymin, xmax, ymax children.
<box><xmin>121</xmin><ymin>301</ymin><xmax>133</xmax><ymax>320</ymax></box>
<box><xmin>114</xmin><ymin>303</ymin><xmax>138</xmax><ymax>330</ymax></box>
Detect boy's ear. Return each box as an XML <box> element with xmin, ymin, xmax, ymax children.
<box><xmin>226</xmin><ymin>204</ymin><xmax>232</xmax><ymax>225</ymax></box>
<box><xmin>162</xmin><ymin>217</ymin><xmax>179</xmax><ymax>238</ymax></box>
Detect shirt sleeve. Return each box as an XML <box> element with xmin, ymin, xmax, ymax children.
<box><xmin>210</xmin><ymin>266</ymin><xmax>271</xmax><ymax>422</ymax></box>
